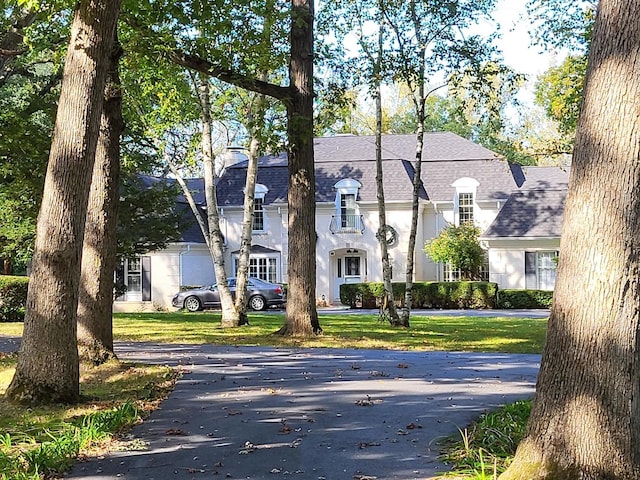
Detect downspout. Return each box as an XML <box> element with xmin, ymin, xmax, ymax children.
<box><xmin>432</xmin><ymin>202</ymin><xmax>441</xmax><ymax>281</ymax></box>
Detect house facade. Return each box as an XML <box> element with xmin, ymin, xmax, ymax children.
<box><xmin>113</xmin><ymin>133</ymin><xmax>569</xmax><ymax>312</ymax></box>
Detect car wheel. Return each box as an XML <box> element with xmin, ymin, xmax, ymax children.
<box><xmin>184</xmin><ymin>296</ymin><xmax>202</xmax><ymax>312</ymax></box>
<box><xmin>249</xmin><ymin>295</ymin><xmax>266</xmax><ymax>311</ymax></box>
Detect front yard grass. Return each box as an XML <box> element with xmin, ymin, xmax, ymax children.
<box><xmin>107</xmin><ymin>311</ymin><xmax>547</xmax><ymax>354</ymax></box>
<box><xmin>0</xmin><ymin>312</ymin><xmax>548</xmax><ymax>354</ymax></box>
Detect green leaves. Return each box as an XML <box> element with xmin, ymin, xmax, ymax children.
<box><xmin>424</xmin><ymin>223</ymin><xmax>484</xmax><ymax>280</ymax></box>
<box><xmin>535</xmin><ymin>55</ymin><xmax>587</xmax><ymax>137</ymax></box>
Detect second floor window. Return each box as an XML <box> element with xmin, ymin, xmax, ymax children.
<box><xmin>252</xmin><ymin>197</ymin><xmax>264</xmax><ymax>231</ymax></box>
<box><xmin>341</xmin><ymin>193</ymin><xmax>357</xmax><ymax>228</ymax></box>
<box><xmin>458</xmin><ymin>192</ymin><xmax>474</xmax><ymax>225</ymax></box>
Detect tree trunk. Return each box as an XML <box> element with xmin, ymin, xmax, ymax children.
<box><xmin>398</xmin><ymin>114</ymin><xmax>422</xmax><ymax>328</ymax></box>
<box><xmin>235</xmin><ymin>136</ymin><xmax>261</xmax><ymax>325</ymax></box>
<box><xmin>197</xmin><ymin>77</ymin><xmax>238</xmax><ymax>327</ymax></box>
<box><xmin>6</xmin><ymin>0</ymin><xmax>120</xmax><ymax>405</ymax></box>
<box><xmin>500</xmin><ymin>2</ymin><xmax>640</xmax><ymax>478</ymax></box>
<box><xmin>277</xmin><ymin>0</ymin><xmax>321</xmax><ymax>336</ymax></box>
<box><xmin>373</xmin><ymin>15</ymin><xmax>399</xmax><ymax>325</ymax></box>
<box><xmin>77</xmin><ymin>34</ymin><xmax>123</xmax><ymax>365</ymax></box>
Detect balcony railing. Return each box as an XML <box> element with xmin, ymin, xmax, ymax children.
<box><xmin>330</xmin><ymin>214</ymin><xmax>365</xmax><ymax>234</ymax></box>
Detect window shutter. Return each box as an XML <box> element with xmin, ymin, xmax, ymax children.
<box><xmin>142</xmin><ymin>256</ymin><xmax>151</xmax><ymax>301</ymax></box>
<box><xmin>114</xmin><ymin>263</ymin><xmax>125</xmax><ymax>301</ymax></box>
<box><xmin>525</xmin><ymin>252</ymin><xmax>537</xmax><ymax>289</ymax></box>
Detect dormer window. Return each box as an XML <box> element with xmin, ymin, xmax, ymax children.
<box><xmin>252</xmin><ymin>184</ymin><xmax>268</xmax><ymax>232</ymax></box>
<box><xmin>330</xmin><ymin>179</ymin><xmax>364</xmax><ymax>234</ymax></box>
<box><xmin>452</xmin><ymin>178</ymin><xmax>479</xmax><ymax>226</ymax></box>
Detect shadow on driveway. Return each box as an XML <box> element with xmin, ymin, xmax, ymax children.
<box><xmin>62</xmin><ymin>343</ymin><xmax>540</xmax><ymax>480</ymax></box>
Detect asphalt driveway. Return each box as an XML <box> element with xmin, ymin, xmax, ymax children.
<box><xmin>57</xmin><ymin>342</ymin><xmax>540</xmax><ymax>480</ymax></box>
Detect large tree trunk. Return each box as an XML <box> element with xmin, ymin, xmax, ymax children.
<box><xmin>277</xmin><ymin>0</ymin><xmax>321</xmax><ymax>336</ymax></box>
<box><xmin>500</xmin><ymin>1</ymin><xmax>640</xmax><ymax>478</ymax></box>
<box><xmin>6</xmin><ymin>0</ymin><xmax>120</xmax><ymax>405</ymax></box>
<box><xmin>77</xmin><ymin>34</ymin><xmax>123</xmax><ymax>365</ymax></box>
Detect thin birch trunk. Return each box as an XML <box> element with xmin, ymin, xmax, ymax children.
<box><xmin>197</xmin><ymin>76</ymin><xmax>239</xmax><ymax>327</ymax></box>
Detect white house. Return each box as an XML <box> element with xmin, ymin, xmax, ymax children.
<box><xmin>113</xmin><ymin>133</ymin><xmax>569</xmax><ymax>312</ymax></box>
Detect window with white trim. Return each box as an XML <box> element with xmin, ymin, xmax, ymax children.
<box><xmin>442</xmin><ymin>253</ymin><xmax>489</xmax><ymax>282</ymax></box>
<box><xmin>252</xmin><ymin>197</ymin><xmax>264</xmax><ymax>231</ymax></box>
<box><xmin>333</xmin><ymin>179</ymin><xmax>362</xmax><ymax>233</ymax></box>
<box><xmin>458</xmin><ymin>192</ymin><xmax>474</xmax><ymax>225</ymax></box>
<box><xmin>252</xmin><ymin>184</ymin><xmax>268</xmax><ymax>232</ymax></box>
<box><xmin>116</xmin><ymin>256</ymin><xmax>151</xmax><ymax>302</ymax></box>
<box><xmin>537</xmin><ymin>251</ymin><xmax>558</xmax><ymax>290</ymax></box>
<box><xmin>125</xmin><ymin>257</ymin><xmax>142</xmax><ymax>301</ymax></box>
<box><xmin>341</xmin><ymin>194</ymin><xmax>357</xmax><ymax>228</ymax></box>
<box><xmin>452</xmin><ymin>177</ymin><xmax>479</xmax><ymax>226</ymax></box>
<box><xmin>234</xmin><ymin>256</ymin><xmax>278</xmax><ymax>283</ymax></box>
<box><xmin>525</xmin><ymin>250</ymin><xmax>559</xmax><ymax>290</ymax></box>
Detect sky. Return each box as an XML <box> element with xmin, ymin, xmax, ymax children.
<box><xmin>491</xmin><ymin>0</ymin><xmax>567</xmax><ymax>92</ymax></box>
<box><xmin>483</xmin><ymin>0</ymin><xmax>570</xmax><ymax>114</ymax></box>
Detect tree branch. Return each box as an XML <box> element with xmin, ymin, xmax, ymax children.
<box><xmin>0</xmin><ymin>47</ymin><xmax>26</xmax><ymax>56</ymax></box>
<box><xmin>169</xmin><ymin>50</ymin><xmax>292</xmax><ymax>104</ymax></box>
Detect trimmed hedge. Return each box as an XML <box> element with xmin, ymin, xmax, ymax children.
<box><xmin>497</xmin><ymin>289</ymin><xmax>553</xmax><ymax>309</ymax></box>
<box><xmin>0</xmin><ymin>275</ymin><xmax>29</xmax><ymax>322</ymax></box>
<box><xmin>340</xmin><ymin>281</ymin><xmax>498</xmax><ymax>309</ymax></box>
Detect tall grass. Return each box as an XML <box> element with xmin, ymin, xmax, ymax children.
<box><xmin>439</xmin><ymin>400</ymin><xmax>532</xmax><ymax>478</ymax></box>
<box><xmin>0</xmin><ymin>402</ymin><xmax>140</xmax><ymax>479</ymax></box>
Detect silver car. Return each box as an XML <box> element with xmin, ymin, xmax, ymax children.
<box><xmin>172</xmin><ymin>277</ymin><xmax>286</xmax><ymax>312</ymax></box>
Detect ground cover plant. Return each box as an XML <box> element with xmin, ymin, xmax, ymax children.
<box><xmin>0</xmin><ymin>353</ymin><xmax>178</xmax><ymax>479</ymax></box>
<box><xmin>438</xmin><ymin>400</ymin><xmax>532</xmax><ymax>479</ymax></box>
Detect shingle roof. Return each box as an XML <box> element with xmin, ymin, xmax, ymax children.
<box><xmin>176</xmin><ymin>203</ymin><xmax>207</xmax><ymax>243</ymax></box>
<box><xmin>480</xmin><ymin>166</ymin><xmax>570</xmax><ymax>239</ymax></box>
<box><xmin>216</xmin><ymin>133</ymin><xmax>517</xmax><ymax>205</ymax></box>
<box><xmin>481</xmin><ymin>189</ymin><xmax>566</xmax><ymax>239</ymax></box>
<box><xmin>520</xmin><ymin>165</ymin><xmax>570</xmax><ymax>190</ymax></box>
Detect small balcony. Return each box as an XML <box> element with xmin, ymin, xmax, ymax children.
<box><xmin>330</xmin><ymin>214</ymin><xmax>365</xmax><ymax>234</ymax></box>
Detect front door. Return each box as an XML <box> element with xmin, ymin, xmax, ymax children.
<box><xmin>332</xmin><ymin>252</ymin><xmax>365</xmax><ymax>302</ymax></box>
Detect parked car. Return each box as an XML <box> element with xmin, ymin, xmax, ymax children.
<box><xmin>172</xmin><ymin>277</ymin><xmax>286</xmax><ymax>312</ymax></box>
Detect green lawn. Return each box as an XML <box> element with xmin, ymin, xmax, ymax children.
<box><xmin>109</xmin><ymin>311</ymin><xmax>547</xmax><ymax>354</ymax></box>
<box><xmin>0</xmin><ymin>312</ymin><xmax>548</xmax><ymax>354</ymax></box>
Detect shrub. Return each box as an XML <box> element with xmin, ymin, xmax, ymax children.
<box><xmin>0</xmin><ymin>275</ymin><xmax>29</xmax><ymax>322</ymax></box>
<box><xmin>498</xmin><ymin>289</ymin><xmax>553</xmax><ymax>309</ymax></box>
<box><xmin>340</xmin><ymin>281</ymin><xmax>498</xmax><ymax>309</ymax></box>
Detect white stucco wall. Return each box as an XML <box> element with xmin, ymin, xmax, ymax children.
<box><xmin>113</xmin><ymin>243</ymin><xmax>215</xmax><ymax>313</ymax></box>
<box><xmin>114</xmin><ymin>192</ymin><xmax>551</xmax><ymax>312</ymax></box>
<box><xmin>484</xmin><ymin>239</ymin><xmax>561</xmax><ymax>290</ymax></box>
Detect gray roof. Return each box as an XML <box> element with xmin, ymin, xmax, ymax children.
<box><xmin>481</xmin><ymin>166</ymin><xmax>570</xmax><ymax>239</ymax></box>
<box><xmin>231</xmin><ymin>244</ymin><xmax>281</xmax><ymax>254</ymax></box>
<box><xmin>520</xmin><ymin>166</ymin><xmax>570</xmax><ymax>190</ymax></box>
<box><xmin>216</xmin><ymin>133</ymin><xmax>517</xmax><ymax>205</ymax></box>
<box><xmin>481</xmin><ymin>189</ymin><xmax>566</xmax><ymax>239</ymax></box>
